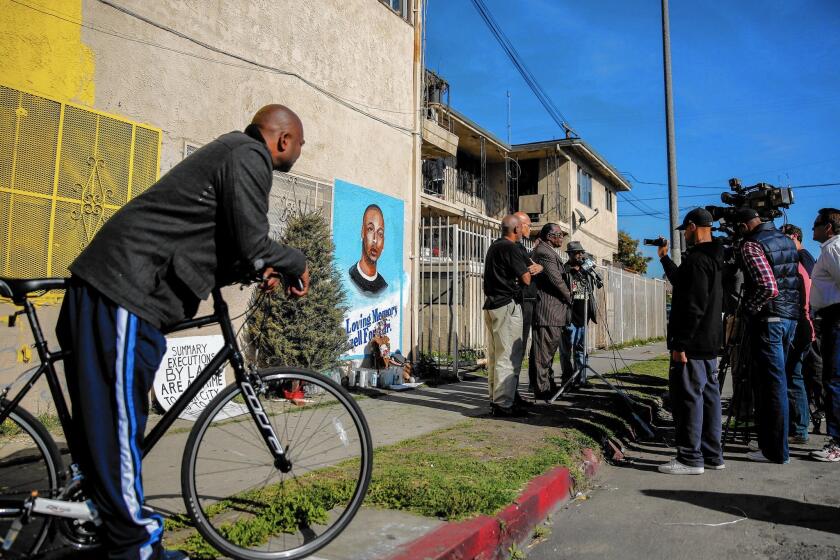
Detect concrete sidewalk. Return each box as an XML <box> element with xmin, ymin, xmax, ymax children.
<box><xmin>528</xmin><ymin>347</ymin><xmax>840</xmax><ymax>560</ymax></box>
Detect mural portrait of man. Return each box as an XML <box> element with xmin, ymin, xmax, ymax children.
<box><xmin>349</xmin><ymin>203</ymin><xmax>389</xmax><ymax>295</ymax></box>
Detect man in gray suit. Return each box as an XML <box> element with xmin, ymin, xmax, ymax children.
<box><xmin>528</xmin><ymin>223</ymin><xmax>573</xmax><ymax>399</ymax></box>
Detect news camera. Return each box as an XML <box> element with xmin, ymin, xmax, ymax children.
<box><xmin>705</xmin><ymin>178</ymin><xmax>794</xmax><ymax>230</ymax></box>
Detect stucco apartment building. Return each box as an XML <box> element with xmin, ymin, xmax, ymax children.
<box><xmin>0</xmin><ymin>0</ymin><xmax>422</xmax><ymax>406</ymax></box>
<box><xmin>419</xmin><ymin>70</ymin><xmax>630</xmax><ymax>357</ymax></box>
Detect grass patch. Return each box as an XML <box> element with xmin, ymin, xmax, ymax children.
<box><xmin>609</xmin><ymin>354</ymin><xmax>670</xmax><ymax>379</ymax></box>
<box><xmin>607</xmin><ymin>336</ymin><xmax>665</xmax><ymax>351</ymax></box>
<box><xmin>0</xmin><ymin>408</ymin><xmax>62</xmax><ymax>443</ymax></box>
<box><xmin>166</xmin><ymin>419</ymin><xmax>597</xmax><ymax>558</ymax></box>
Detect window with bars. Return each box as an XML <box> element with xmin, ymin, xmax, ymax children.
<box><xmin>267</xmin><ymin>172</ymin><xmax>334</xmax><ymax>237</ymax></box>
<box><xmin>380</xmin><ymin>0</ymin><xmax>412</xmax><ymax>22</ymax></box>
<box><xmin>577</xmin><ymin>168</ymin><xmax>592</xmax><ymax>208</ymax></box>
<box><xmin>0</xmin><ymin>84</ymin><xmax>161</xmax><ymax>280</ymax></box>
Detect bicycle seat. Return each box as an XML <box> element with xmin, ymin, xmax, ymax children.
<box><xmin>0</xmin><ymin>277</ymin><xmax>68</xmax><ymax>303</ymax></box>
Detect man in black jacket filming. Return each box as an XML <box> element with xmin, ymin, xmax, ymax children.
<box><xmin>656</xmin><ymin>208</ymin><xmax>725</xmax><ymax>475</ymax></box>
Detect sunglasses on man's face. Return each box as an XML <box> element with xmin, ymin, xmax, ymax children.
<box><xmin>548</xmin><ymin>232</ymin><xmax>565</xmax><ymax>238</ymax></box>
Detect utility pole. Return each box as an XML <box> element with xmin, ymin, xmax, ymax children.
<box><xmin>661</xmin><ymin>0</ymin><xmax>680</xmax><ymax>264</ymax></box>
<box><xmin>506</xmin><ymin>90</ymin><xmax>511</xmax><ymax>144</ymax></box>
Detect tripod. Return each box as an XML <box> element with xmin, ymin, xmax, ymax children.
<box><xmin>721</xmin><ymin>316</ymin><xmax>755</xmax><ymax>445</ymax></box>
<box><xmin>548</xmin><ymin>273</ymin><xmax>655</xmax><ymax>439</ymax></box>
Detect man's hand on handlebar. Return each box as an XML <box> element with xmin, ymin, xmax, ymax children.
<box><xmin>288</xmin><ymin>266</ymin><xmax>309</xmax><ymax>298</ymax></box>
<box><xmin>261</xmin><ymin>267</ymin><xmax>282</xmax><ymax>292</ymax></box>
<box><xmin>260</xmin><ymin>265</ymin><xmax>310</xmax><ymax>298</ymax></box>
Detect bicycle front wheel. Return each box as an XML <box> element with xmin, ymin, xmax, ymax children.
<box><xmin>180</xmin><ymin>368</ymin><xmax>372</xmax><ymax>560</ymax></box>
<box><xmin>0</xmin><ymin>400</ymin><xmax>62</xmax><ymax>558</ymax></box>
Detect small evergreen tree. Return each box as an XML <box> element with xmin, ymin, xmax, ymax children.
<box><xmin>613</xmin><ymin>230</ymin><xmax>652</xmax><ymax>274</ymax></box>
<box><xmin>246</xmin><ymin>211</ymin><xmax>350</xmax><ymax>370</ymax></box>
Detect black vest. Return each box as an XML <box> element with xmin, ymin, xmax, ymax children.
<box><xmin>743</xmin><ymin>222</ymin><xmax>800</xmax><ymax>319</ymax></box>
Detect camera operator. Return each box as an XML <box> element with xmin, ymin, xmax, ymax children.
<box><xmin>561</xmin><ymin>241</ymin><xmax>597</xmax><ymax>389</ymax></box>
<box><xmin>733</xmin><ymin>208</ymin><xmax>800</xmax><ymax>464</ymax></box>
<box><xmin>655</xmin><ymin>208</ymin><xmax>725</xmax><ymax>475</ymax></box>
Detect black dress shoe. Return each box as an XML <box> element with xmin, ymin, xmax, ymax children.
<box><xmin>491</xmin><ymin>404</ymin><xmax>528</xmax><ymax>417</ymax></box>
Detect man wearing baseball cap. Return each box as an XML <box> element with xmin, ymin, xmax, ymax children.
<box><xmin>733</xmin><ymin>207</ymin><xmax>801</xmax><ymax>464</ymax></box>
<box><xmin>656</xmin><ymin>208</ymin><xmax>725</xmax><ymax>474</ymax></box>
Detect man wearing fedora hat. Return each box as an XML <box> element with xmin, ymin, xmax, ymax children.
<box><xmin>655</xmin><ymin>208</ymin><xmax>726</xmax><ymax>475</ymax></box>
<box><xmin>561</xmin><ymin>240</ymin><xmax>597</xmax><ymax>389</ymax></box>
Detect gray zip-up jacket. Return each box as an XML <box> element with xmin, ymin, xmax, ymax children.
<box><xmin>70</xmin><ymin>127</ymin><xmax>305</xmax><ymax>329</ymax></box>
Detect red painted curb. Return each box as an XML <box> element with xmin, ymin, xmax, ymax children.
<box><xmin>385</xmin><ymin>449</ymin><xmax>601</xmax><ymax>560</ymax></box>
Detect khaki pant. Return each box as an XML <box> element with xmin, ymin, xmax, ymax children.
<box><xmin>484</xmin><ymin>301</ymin><xmax>525</xmax><ymax>408</ymax></box>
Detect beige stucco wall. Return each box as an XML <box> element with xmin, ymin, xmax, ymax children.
<box><xmin>81</xmin><ymin>0</ymin><xmax>416</xmax><ymax>193</ymax></box>
<box><xmin>567</xmin><ymin>159</ymin><xmax>619</xmax><ymax>265</ymax></box>
<box><xmin>486</xmin><ymin>162</ymin><xmax>508</xmax><ymax>220</ymax></box>
<box><xmin>1</xmin><ymin>0</ymin><xmax>419</xmax><ymax>409</ymax></box>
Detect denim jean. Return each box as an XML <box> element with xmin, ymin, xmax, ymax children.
<box><xmin>562</xmin><ymin>324</ymin><xmax>586</xmax><ymax>383</ymax></box>
<box><xmin>785</xmin><ymin>323</ymin><xmax>812</xmax><ymax>439</ymax></box>
<box><xmin>751</xmin><ymin>317</ymin><xmax>797</xmax><ymax>463</ymax></box>
<box><xmin>669</xmin><ymin>358</ymin><xmax>723</xmax><ymax>467</ymax></box>
<box><xmin>822</xmin><ymin>320</ymin><xmax>840</xmax><ymax>440</ymax></box>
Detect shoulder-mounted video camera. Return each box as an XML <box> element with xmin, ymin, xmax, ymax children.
<box><xmin>706</xmin><ymin>178</ymin><xmax>794</xmax><ymax>226</ymax></box>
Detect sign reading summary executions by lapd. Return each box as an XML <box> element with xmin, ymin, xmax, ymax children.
<box><xmin>333</xmin><ymin>179</ymin><xmax>404</xmax><ymax>360</ymax></box>
<box><xmin>152</xmin><ymin>334</ymin><xmax>241</xmax><ymax>421</ymax></box>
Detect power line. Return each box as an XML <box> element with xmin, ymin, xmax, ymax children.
<box><xmin>626</xmin><ymin>181</ymin><xmax>840</xmax><ymax>202</ymax></box>
<box><xmin>469</xmin><ymin>0</ymin><xmax>576</xmax><ymax>137</ymax></box>
<box><xmin>621</xmin><ymin>172</ymin><xmax>720</xmax><ymax>190</ymax></box>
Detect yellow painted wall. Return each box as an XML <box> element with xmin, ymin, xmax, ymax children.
<box><xmin>0</xmin><ymin>0</ymin><xmax>95</xmax><ymax>104</ymax></box>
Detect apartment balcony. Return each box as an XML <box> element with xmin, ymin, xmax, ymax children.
<box><xmin>422</xmin><ymin>164</ymin><xmax>493</xmax><ymax>216</ymax></box>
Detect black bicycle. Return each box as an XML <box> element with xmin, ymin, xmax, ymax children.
<box><xmin>0</xmin><ymin>277</ymin><xmax>372</xmax><ymax>559</ymax></box>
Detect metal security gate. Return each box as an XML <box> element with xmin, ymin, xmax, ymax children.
<box><xmin>418</xmin><ymin>215</ymin><xmax>495</xmax><ymax>366</ymax></box>
<box><xmin>0</xmin><ymin>83</ymin><xmax>161</xmax><ymax>280</ymax></box>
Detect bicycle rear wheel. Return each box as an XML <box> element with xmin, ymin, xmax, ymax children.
<box><xmin>0</xmin><ymin>400</ymin><xmax>62</xmax><ymax>558</ymax></box>
<box><xmin>180</xmin><ymin>368</ymin><xmax>372</xmax><ymax>560</ymax></box>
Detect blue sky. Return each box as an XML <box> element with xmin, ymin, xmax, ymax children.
<box><xmin>425</xmin><ymin>0</ymin><xmax>840</xmax><ymax>276</ymax></box>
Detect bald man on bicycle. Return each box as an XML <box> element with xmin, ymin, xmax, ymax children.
<box><xmin>56</xmin><ymin>105</ymin><xmax>309</xmax><ymax>560</ymax></box>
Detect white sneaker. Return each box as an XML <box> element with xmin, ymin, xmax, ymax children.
<box><xmin>747</xmin><ymin>450</ymin><xmax>789</xmax><ymax>464</ymax></box>
<box><xmin>811</xmin><ymin>440</ymin><xmax>840</xmax><ymax>462</ymax></box>
<box><xmin>658</xmin><ymin>458</ymin><xmax>704</xmax><ymax>475</ymax></box>
<box><xmin>704</xmin><ymin>461</ymin><xmax>726</xmax><ymax>470</ymax></box>
<box><xmin>748</xmin><ymin>440</ymin><xmax>759</xmax><ymax>452</ymax></box>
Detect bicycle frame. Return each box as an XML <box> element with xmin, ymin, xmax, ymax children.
<box><xmin>1</xmin><ymin>286</ymin><xmax>289</xmax><ymax>471</ymax></box>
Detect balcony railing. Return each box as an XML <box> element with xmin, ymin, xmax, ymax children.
<box><xmin>423</xmin><ymin>164</ymin><xmax>508</xmax><ymax>217</ymax></box>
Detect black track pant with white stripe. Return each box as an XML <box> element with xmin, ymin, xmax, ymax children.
<box><xmin>57</xmin><ymin>278</ymin><xmax>167</xmax><ymax>560</ymax></box>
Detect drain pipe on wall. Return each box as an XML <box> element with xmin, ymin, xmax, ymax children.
<box><xmin>409</xmin><ymin>0</ymin><xmax>424</xmax><ymax>362</ymax></box>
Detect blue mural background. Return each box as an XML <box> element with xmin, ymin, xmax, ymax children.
<box><xmin>333</xmin><ymin>179</ymin><xmax>404</xmax><ymax>360</ymax></box>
